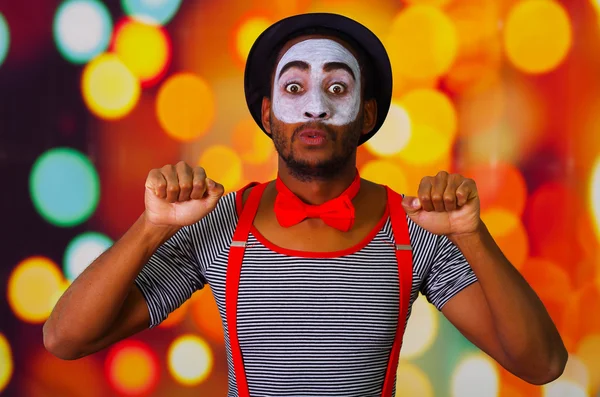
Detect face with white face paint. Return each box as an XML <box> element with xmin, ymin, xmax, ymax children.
<box><xmin>264</xmin><ymin>35</ymin><xmax>373</xmax><ymax>181</ymax></box>
<box><xmin>272</xmin><ymin>38</ymin><xmax>362</xmax><ymax>126</ymax></box>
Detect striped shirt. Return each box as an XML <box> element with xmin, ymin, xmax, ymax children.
<box><xmin>134</xmin><ymin>190</ymin><xmax>478</xmax><ymax>396</ymax></box>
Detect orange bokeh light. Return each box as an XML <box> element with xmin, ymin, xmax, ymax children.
<box><xmin>461</xmin><ymin>162</ymin><xmax>527</xmax><ymax>215</ymax></box>
<box><xmin>481</xmin><ymin>208</ymin><xmax>529</xmax><ymax>270</ymax></box>
<box><xmin>190</xmin><ymin>286</ymin><xmax>225</xmax><ymax>343</ymax></box>
<box><xmin>231</xmin><ymin>118</ymin><xmax>275</xmax><ymax>165</ymax></box>
<box><xmin>156</xmin><ymin>73</ymin><xmax>215</xmax><ymax>142</ymax></box>
<box><xmin>562</xmin><ymin>283</ymin><xmax>600</xmax><ymax>349</ymax></box>
<box><xmin>159</xmin><ymin>298</ymin><xmax>190</xmax><ymax>328</ymax></box>
<box><xmin>105</xmin><ymin>340</ymin><xmax>159</xmax><ymax>396</ymax></box>
<box><xmin>112</xmin><ymin>19</ymin><xmax>171</xmax><ymax>87</ymax></box>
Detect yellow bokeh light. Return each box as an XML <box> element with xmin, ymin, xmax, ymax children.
<box><xmin>591</xmin><ymin>157</ymin><xmax>600</xmax><ymax>242</ymax></box>
<box><xmin>387</xmin><ymin>5</ymin><xmax>458</xmax><ymax>80</ymax></box>
<box><xmin>156</xmin><ymin>73</ymin><xmax>215</xmax><ymax>141</ymax></box>
<box><xmin>503</xmin><ymin>0</ymin><xmax>572</xmax><ymax>74</ymax></box>
<box><xmin>0</xmin><ymin>333</ymin><xmax>13</xmax><ymax>393</ymax></box>
<box><xmin>199</xmin><ymin>145</ymin><xmax>243</xmax><ymax>191</ymax></box>
<box><xmin>403</xmin><ymin>0</ymin><xmax>451</xmax><ymax>6</ymax></box>
<box><xmin>235</xmin><ymin>16</ymin><xmax>271</xmax><ymax>65</ymax></box>
<box><xmin>360</xmin><ymin>160</ymin><xmax>408</xmax><ymax>194</ymax></box>
<box><xmin>113</xmin><ymin>19</ymin><xmax>170</xmax><ymax>86</ymax></box>
<box><xmin>576</xmin><ymin>334</ymin><xmax>600</xmax><ymax>393</ymax></box>
<box><xmin>397</xmin><ymin>124</ymin><xmax>453</xmax><ymax>166</ymax></box>
<box><xmin>168</xmin><ymin>334</ymin><xmax>213</xmax><ymax>386</ymax></box>
<box><xmin>395</xmin><ymin>361</ymin><xmax>434</xmax><ymax>397</ymax></box>
<box><xmin>543</xmin><ymin>380</ymin><xmax>588</xmax><ymax>397</ymax></box>
<box><xmin>401</xmin><ymin>294</ymin><xmax>438</xmax><ymax>359</ymax></box>
<box><xmin>451</xmin><ymin>354</ymin><xmax>499</xmax><ymax>397</ymax></box>
<box><xmin>8</xmin><ymin>256</ymin><xmax>65</xmax><ymax>323</ymax></box>
<box><xmin>481</xmin><ymin>208</ymin><xmax>529</xmax><ymax>269</ymax></box>
<box><xmin>108</xmin><ymin>342</ymin><xmax>157</xmax><ymax>394</ymax></box>
<box><xmin>231</xmin><ymin>118</ymin><xmax>274</xmax><ymax>165</ymax></box>
<box><xmin>402</xmin><ymin>89</ymin><xmax>457</xmax><ymax>138</ymax></box>
<box><xmin>81</xmin><ymin>53</ymin><xmax>140</xmax><ymax>120</ymax></box>
<box><xmin>365</xmin><ymin>102</ymin><xmax>411</xmax><ymax>157</ymax></box>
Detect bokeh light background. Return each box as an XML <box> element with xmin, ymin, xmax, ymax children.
<box><xmin>1</xmin><ymin>0</ymin><xmax>600</xmax><ymax>396</ymax></box>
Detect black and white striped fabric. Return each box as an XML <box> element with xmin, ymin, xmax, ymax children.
<box><xmin>134</xmin><ymin>191</ymin><xmax>478</xmax><ymax>397</ymax></box>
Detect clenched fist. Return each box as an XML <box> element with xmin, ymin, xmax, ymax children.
<box><xmin>144</xmin><ymin>161</ymin><xmax>224</xmax><ymax>226</ymax></box>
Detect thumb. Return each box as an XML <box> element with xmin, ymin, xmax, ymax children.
<box><xmin>401</xmin><ymin>195</ymin><xmax>422</xmax><ymax>215</ymax></box>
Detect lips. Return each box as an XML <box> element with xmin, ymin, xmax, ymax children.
<box><xmin>298</xmin><ymin>129</ymin><xmax>327</xmax><ymax>139</ymax></box>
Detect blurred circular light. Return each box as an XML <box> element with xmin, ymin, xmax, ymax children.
<box><xmin>543</xmin><ymin>380</ymin><xmax>587</xmax><ymax>397</ymax></box>
<box><xmin>113</xmin><ymin>19</ymin><xmax>171</xmax><ymax>87</ymax></box>
<box><xmin>159</xmin><ymin>299</ymin><xmax>189</xmax><ymax>328</ymax></box>
<box><xmin>387</xmin><ymin>5</ymin><xmax>458</xmax><ymax>80</ymax></box>
<box><xmin>106</xmin><ymin>340</ymin><xmax>159</xmax><ymax>395</ymax></box>
<box><xmin>0</xmin><ymin>333</ymin><xmax>13</xmax><ymax>393</ymax></box>
<box><xmin>122</xmin><ymin>0</ymin><xmax>182</xmax><ymax>25</ymax></box>
<box><xmin>360</xmin><ymin>160</ymin><xmax>408</xmax><ymax>194</ymax></box>
<box><xmin>190</xmin><ymin>287</ymin><xmax>224</xmax><ymax>342</ymax></box>
<box><xmin>231</xmin><ymin>118</ymin><xmax>274</xmax><ymax>165</ymax></box>
<box><xmin>481</xmin><ymin>208</ymin><xmax>528</xmax><ymax>269</ymax></box>
<box><xmin>168</xmin><ymin>335</ymin><xmax>213</xmax><ymax>386</ymax></box>
<box><xmin>63</xmin><ymin>232</ymin><xmax>113</xmax><ymax>282</ymax></box>
<box><xmin>30</xmin><ymin>148</ymin><xmax>100</xmax><ymax>227</ymax></box>
<box><xmin>395</xmin><ymin>361</ymin><xmax>434</xmax><ymax>397</ymax></box>
<box><xmin>198</xmin><ymin>145</ymin><xmax>243</xmax><ymax>190</ymax></box>
<box><xmin>402</xmin><ymin>89</ymin><xmax>457</xmax><ymax>139</ymax></box>
<box><xmin>452</xmin><ymin>354</ymin><xmax>499</xmax><ymax>397</ymax></box>
<box><xmin>8</xmin><ymin>257</ymin><xmax>64</xmax><ymax>323</ymax></box>
<box><xmin>365</xmin><ymin>102</ymin><xmax>411</xmax><ymax>157</ymax></box>
<box><xmin>53</xmin><ymin>0</ymin><xmax>112</xmax><ymax>64</ymax></box>
<box><xmin>504</xmin><ymin>0</ymin><xmax>572</xmax><ymax>74</ymax></box>
<box><xmin>576</xmin><ymin>334</ymin><xmax>600</xmax><ymax>393</ymax></box>
<box><xmin>156</xmin><ymin>73</ymin><xmax>215</xmax><ymax>141</ymax></box>
<box><xmin>397</xmin><ymin>124</ymin><xmax>453</xmax><ymax>166</ymax></box>
<box><xmin>403</xmin><ymin>0</ymin><xmax>451</xmax><ymax>6</ymax></box>
<box><xmin>401</xmin><ymin>295</ymin><xmax>438</xmax><ymax>359</ymax></box>
<box><xmin>559</xmin><ymin>354</ymin><xmax>590</xmax><ymax>391</ymax></box>
<box><xmin>591</xmin><ymin>157</ymin><xmax>600</xmax><ymax>242</ymax></box>
<box><xmin>235</xmin><ymin>16</ymin><xmax>271</xmax><ymax>66</ymax></box>
<box><xmin>82</xmin><ymin>53</ymin><xmax>141</xmax><ymax>119</ymax></box>
<box><xmin>0</xmin><ymin>13</ymin><xmax>9</xmax><ymax>68</ymax></box>
<box><xmin>462</xmin><ymin>162</ymin><xmax>527</xmax><ymax>215</ymax></box>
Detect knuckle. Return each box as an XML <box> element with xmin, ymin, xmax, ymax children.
<box><xmin>431</xmin><ymin>194</ymin><xmax>443</xmax><ymax>202</ymax></box>
<box><xmin>419</xmin><ymin>195</ymin><xmax>431</xmax><ymax>202</ymax></box>
<box><xmin>443</xmin><ymin>195</ymin><xmax>454</xmax><ymax>203</ymax></box>
<box><xmin>167</xmin><ymin>185</ymin><xmax>179</xmax><ymax>192</ymax></box>
<box><xmin>179</xmin><ymin>183</ymin><xmax>192</xmax><ymax>191</ymax></box>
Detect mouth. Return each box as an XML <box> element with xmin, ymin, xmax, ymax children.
<box><xmin>297</xmin><ymin>129</ymin><xmax>328</xmax><ymax>146</ymax></box>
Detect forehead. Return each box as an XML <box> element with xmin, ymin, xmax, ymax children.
<box><xmin>275</xmin><ymin>34</ymin><xmax>360</xmax><ymax>66</ymax></box>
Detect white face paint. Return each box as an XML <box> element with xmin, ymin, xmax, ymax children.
<box><xmin>272</xmin><ymin>38</ymin><xmax>362</xmax><ymax>126</ymax></box>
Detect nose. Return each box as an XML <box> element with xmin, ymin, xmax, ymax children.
<box><xmin>303</xmin><ymin>91</ymin><xmax>330</xmax><ymax>120</ymax></box>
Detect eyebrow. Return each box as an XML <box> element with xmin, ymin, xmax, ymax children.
<box><xmin>277</xmin><ymin>60</ymin><xmax>357</xmax><ymax>81</ymax></box>
<box><xmin>278</xmin><ymin>61</ymin><xmax>309</xmax><ymax>79</ymax></box>
<box><xmin>323</xmin><ymin>62</ymin><xmax>356</xmax><ymax>80</ymax></box>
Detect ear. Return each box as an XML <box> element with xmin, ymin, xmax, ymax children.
<box><xmin>261</xmin><ymin>97</ymin><xmax>272</xmax><ymax>135</ymax></box>
<box><xmin>361</xmin><ymin>98</ymin><xmax>377</xmax><ymax>136</ymax></box>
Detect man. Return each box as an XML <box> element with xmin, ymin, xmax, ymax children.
<box><xmin>44</xmin><ymin>13</ymin><xmax>567</xmax><ymax>397</ymax></box>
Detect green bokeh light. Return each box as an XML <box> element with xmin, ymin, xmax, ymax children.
<box><xmin>122</xmin><ymin>0</ymin><xmax>182</xmax><ymax>25</ymax></box>
<box><xmin>29</xmin><ymin>147</ymin><xmax>100</xmax><ymax>227</ymax></box>
<box><xmin>0</xmin><ymin>13</ymin><xmax>9</xmax><ymax>67</ymax></box>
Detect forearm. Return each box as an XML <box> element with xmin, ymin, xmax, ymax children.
<box><xmin>44</xmin><ymin>213</ymin><xmax>179</xmax><ymax>351</ymax></box>
<box><xmin>449</xmin><ymin>222</ymin><xmax>567</xmax><ymax>382</ymax></box>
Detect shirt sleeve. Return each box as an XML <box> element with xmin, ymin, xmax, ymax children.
<box><xmin>420</xmin><ymin>235</ymin><xmax>478</xmax><ymax>311</ymax></box>
<box><xmin>134</xmin><ymin>192</ymin><xmax>238</xmax><ymax>328</ymax></box>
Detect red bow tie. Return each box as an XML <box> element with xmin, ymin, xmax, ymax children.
<box><xmin>274</xmin><ymin>172</ymin><xmax>361</xmax><ymax>232</ymax></box>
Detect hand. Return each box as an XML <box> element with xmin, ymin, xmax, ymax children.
<box><xmin>401</xmin><ymin>171</ymin><xmax>481</xmax><ymax>236</ymax></box>
<box><xmin>144</xmin><ymin>161</ymin><xmax>224</xmax><ymax>227</ymax></box>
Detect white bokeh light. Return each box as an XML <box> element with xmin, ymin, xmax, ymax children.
<box><xmin>365</xmin><ymin>102</ymin><xmax>411</xmax><ymax>156</ymax></box>
<box><xmin>451</xmin><ymin>354</ymin><xmax>499</xmax><ymax>397</ymax></box>
<box><xmin>400</xmin><ymin>294</ymin><xmax>438</xmax><ymax>359</ymax></box>
<box><xmin>168</xmin><ymin>335</ymin><xmax>213</xmax><ymax>386</ymax></box>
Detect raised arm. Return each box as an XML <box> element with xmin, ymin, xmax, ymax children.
<box><xmin>43</xmin><ymin>162</ymin><xmax>224</xmax><ymax>360</ymax></box>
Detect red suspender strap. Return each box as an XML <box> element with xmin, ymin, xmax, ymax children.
<box><xmin>380</xmin><ymin>187</ymin><xmax>414</xmax><ymax>397</ymax></box>
<box><xmin>226</xmin><ymin>182</ymin><xmax>268</xmax><ymax>397</ymax></box>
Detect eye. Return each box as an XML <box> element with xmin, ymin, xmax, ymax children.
<box><xmin>285</xmin><ymin>83</ymin><xmax>303</xmax><ymax>94</ymax></box>
<box><xmin>328</xmin><ymin>83</ymin><xmax>346</xmax><ymax>94</ymax></box>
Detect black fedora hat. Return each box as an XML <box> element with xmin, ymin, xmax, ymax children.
<box><xmin>243</xmin><ymin>13</ymin><xmax>393</xmax><ymax>145</ymax></box>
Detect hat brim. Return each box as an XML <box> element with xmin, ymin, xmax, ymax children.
<box><xmin>243</xmin><ymin>13</ymin><xmax>392</xmax><ymax>145</ymax></box>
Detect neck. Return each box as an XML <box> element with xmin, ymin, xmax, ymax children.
<box><xmin>276</xmin><ymin>159</ymin><xmax>358</xmax><ymax>205</ymax></box>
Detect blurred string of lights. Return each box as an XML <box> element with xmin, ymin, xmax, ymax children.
<box><xmin>1</xmin><ymin>0</ymin><xmax>599</xmax><ymax>395</ymax></box>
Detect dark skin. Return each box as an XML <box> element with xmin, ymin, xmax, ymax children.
<box><xmin>44</xmin><ymin>33</ymin><xmax>567</xmax><ymax>386</ymax></box>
